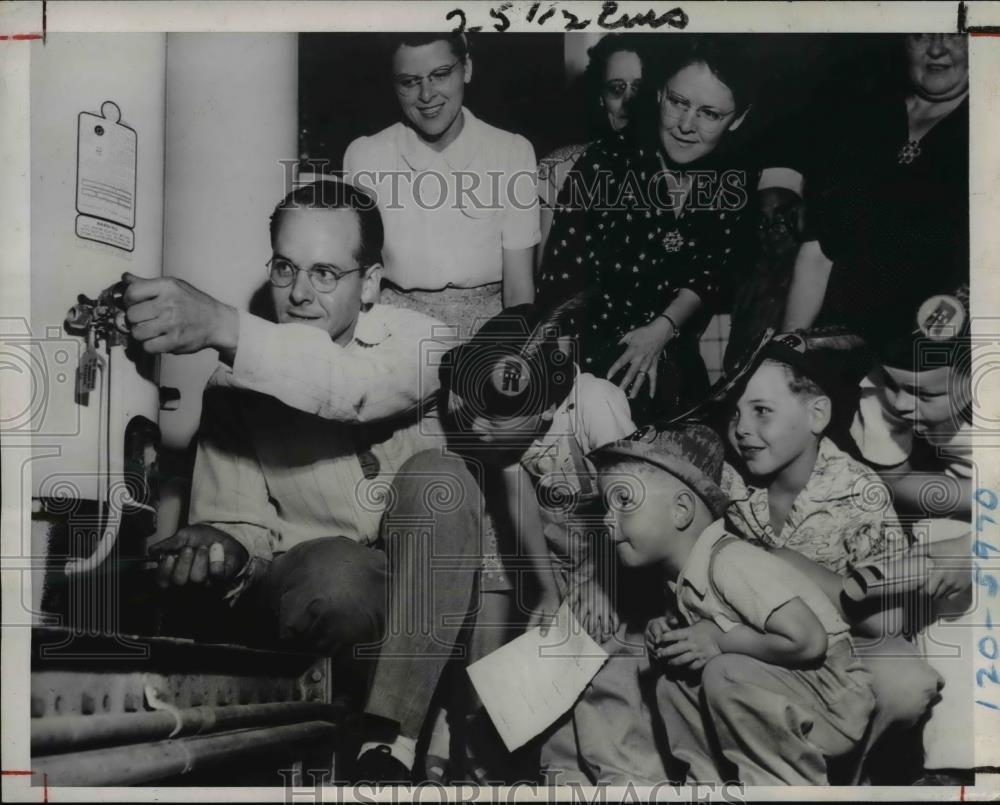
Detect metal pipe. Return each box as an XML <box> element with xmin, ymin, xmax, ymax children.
<box><xmin>33</xmin><ymin>720</ymin><xmax>338</xmax><ymax>786</ymax></box>
<box><xmin>32</xmin><ymin>701</ymin><xmax>345</xmax><ymax>756</ymax></box>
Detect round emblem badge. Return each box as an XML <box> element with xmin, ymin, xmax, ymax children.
<box><xmin>489</xmin><ymin>354</ymin><xmax>533</xmax><ymax>398</ymax></box>
<box><xmin>916</xmin><ymin>295</ymin><xmax>966</xmax><ymax>341</ymax></box>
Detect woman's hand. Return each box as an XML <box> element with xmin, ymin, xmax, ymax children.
<box><xmin>607</xmin><ymin>317</ymin><xmax>675</xmax><ymax>400</ymax></box>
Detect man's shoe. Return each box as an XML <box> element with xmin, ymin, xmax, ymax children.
<box><xmin>352</xmin><ymin>745</ymin><xmax>412</xmax><ymax>785</ymax></box>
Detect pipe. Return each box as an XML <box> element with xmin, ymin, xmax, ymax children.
<box><xmin>33</xmin><ymin>720</ymin><xmax>338</xmax><ymax>786</ymax></box>
<box><xmin>32</xmin><ymin>701</ymin><xmax>346</xmax><ymax>756</ymax></box>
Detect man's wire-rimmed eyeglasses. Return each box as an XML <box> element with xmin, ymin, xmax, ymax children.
<box><xmin>266</xmin><ymin>256</ymin><xmax>365</xmax><ymax>294</ymax></box>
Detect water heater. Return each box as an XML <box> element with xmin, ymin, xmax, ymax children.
<box><xmin>26</xmin><ymin>34</ymin><xmax>167</xmax><ymax>631</ymax></box>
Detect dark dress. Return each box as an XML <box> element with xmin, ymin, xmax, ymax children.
<box><xmin>808</xmin><ymin>95</ymin><xmax>969</xmax><ymax>347</ymax></box>
<box><xmin>536</xmin><ymin>129</ymin><xmax>757</xmax><ymax>424</ymax></box>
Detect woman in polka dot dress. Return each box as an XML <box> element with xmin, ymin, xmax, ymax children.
<box><xmin>537</xmin><ymin>36</ymin><xmax>760</xmax><ymax>425</ymax></box>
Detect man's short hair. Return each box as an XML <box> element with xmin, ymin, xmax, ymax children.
<box><xmin>269</xmin><ymin>180</ymin><xmax>384</xmax><ymax>268</ymax></box>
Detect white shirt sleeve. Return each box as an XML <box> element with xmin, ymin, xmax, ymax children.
<box><xmin>579</xmin><ymin>375</ymin><xmax>637</xmax><ymax>451</ymax></box>
<box><xmin>230</xmin><ymin>309</ymin><xmax>444</xmax><ymax>423</ymax></box>
<box><xmin>500</xmin><ymin>135</ymin><xmax>541</xmax><ymax>251</ymax></box>
<box><xmin>343</xmin><ymin>136</ymin><xmax>378</xmax><ymax>199</ymax></box>
<box><xmin>188</xmin><ymin>376</ymin><xmax>278</xmax><ymax>561</ymax></box>
<box><xmin>850</xmin><ymin>376</ymin><xmax>914</xmax><ymax>468</ymax></box>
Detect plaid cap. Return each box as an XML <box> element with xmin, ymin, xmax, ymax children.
<box><xmin>591</xmin><ymin>422</ymin><xmax>729</xmax><ymax>519</ymax></box>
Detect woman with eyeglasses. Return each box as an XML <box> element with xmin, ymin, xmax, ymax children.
<box><xmin>343</xmin><ymin>32</ymin><xmax>540</xmax><ymax>785</ymax></box>
<box><xmin>536</xmin><ymin>34</ymin><xmax>647</xmax><ymax>264</ymax></box>
<box><xmin>343</xmin><ymin>34</ymin><xmax>539</xmax><ymax>339</ymax></box>
<box><xmin>782</xmin><ymin>33</ymin><xmax>969</xmax><ymax>347</ymax></box>
<box><xmin>537</xmin><ymin>36</ymin><xmax>758</xmax><ymax>425</ymax></box>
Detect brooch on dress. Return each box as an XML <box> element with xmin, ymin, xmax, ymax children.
<box><xmin>662</xmin><ymin>230</ymin><xmax>685</xmax><ymax>253</ymax></box>
<box><xmin>897</xmin><ymin>139</ymin><xmax>922</xmax><ymax>165</ymax></box>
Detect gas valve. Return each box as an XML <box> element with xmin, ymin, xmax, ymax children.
<box><xmin>65</xmin><ymin>280</ymin><xmax>131</xmax><ymax>346</ymax></box>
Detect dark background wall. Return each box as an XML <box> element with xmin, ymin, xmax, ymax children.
<box><xmin>299</xmin><ymin>32</ymin><xmax>567</xmax><ymax>170</ymax></box>
<box><xmin>299</xmin><ymin>32</ymin><xmax>904</xmax><ymax>170</ymax></box>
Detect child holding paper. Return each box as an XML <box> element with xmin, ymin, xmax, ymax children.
<box><xmin>443</xmin><ymin>299</ymin><xmax>669</xmax><ymax>784</ymax></box>
<box><xmin>593</xmin><ymin>424</ymin><xmax>876</xmax><ymax>785</ymax></box>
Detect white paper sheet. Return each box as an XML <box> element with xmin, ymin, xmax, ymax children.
<box><xmin>466</xmin><ymin>602</ymin><xmax>609</xmax><ymax>752</ymax></box>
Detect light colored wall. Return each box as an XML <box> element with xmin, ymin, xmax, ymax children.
<box><xmin>158</xmin><ymin>33</ymin><xmax>299</xmax><ymax>453</ymax></box>
<box><xmin>29</xmin><ymin>33</ymin><xmax>167</xmax><ymax>501</ymax></box>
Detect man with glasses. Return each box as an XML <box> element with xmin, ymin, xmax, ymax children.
<box><xmin>126</xmin><ymin>180</ymin><xmax>489</xmax><ymax>782</ymax></box>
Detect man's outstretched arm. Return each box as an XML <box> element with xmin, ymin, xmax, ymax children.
<box><xmin>122</xmin><ymin>273</ymin><xmax>444</xmax><ymax>423</ymax></box>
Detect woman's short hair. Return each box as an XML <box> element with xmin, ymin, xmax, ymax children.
<box><xmin>269</xmin><ymin>180</ymin><xmax>384</xmax><ymax>268</ymax></box>
<box><xmin>651</xmin><ymin>35</ymin><xmax>759</xmax><ymax>112</ymax></box>
<box><xmin>380</xmin><ymin>33</ymin><xmax>470</xmax><ymax>65</ymax></box>
<box><xmin>579</xmin><ymin>34</ymin><xmax>647</xmax><ymax>136</ymax></box>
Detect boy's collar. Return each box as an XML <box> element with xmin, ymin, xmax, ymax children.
<box><xmin>675</xmin><ymin>519</ymin><xmax>730</xmax><ymax>598</ymax></box>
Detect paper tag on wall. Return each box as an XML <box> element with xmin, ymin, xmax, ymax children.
<box><xmin>75</xmin><ymin>214</ymin><xmax>135</xmax><ymax>252</ymax></box>
<box><xmin>76</xmin><ymin>101</ymin><xmax>137</xmax><ymax>238</ymax></box>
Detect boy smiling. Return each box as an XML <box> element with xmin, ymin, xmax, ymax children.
<box><xmin>723</xmin><ymin>332</ymin><xmax>907</xmax><ymax>574</ymax></box>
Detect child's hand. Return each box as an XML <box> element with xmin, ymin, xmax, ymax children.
<box><xmin>656</xmin><ymin>620</ymin><xmax>724</xmax><ymax>671</ymax></box>
<box><xmin>645</xmin><ymin>613</ymin><xmax>683</xmax><ymax>658</ymax></box>
<box><xmin>568</xmin><ymin>579</ymin><xmax>619</xmax><ymax>644</ymax></box>
<box><xmin>924</xmin><ymin>558</ymin><xmax>972</xmax><ymax>601</ymax></box>
<box><xmin>645</xmin><ymin>616</ymin><xmax>671</xmax><ymax>658</ymax></box>
<box><xmin>528</xmin><ymin>590</ymin><xmax>562</xmax><ymax>637</ymax></box>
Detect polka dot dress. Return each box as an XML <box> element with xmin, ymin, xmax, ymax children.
<box><xmin>537</xmin><ymin>131</ymin><xmax>756</xmax><ymax>420</ymax></box>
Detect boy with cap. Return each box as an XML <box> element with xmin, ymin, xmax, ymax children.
<box><xmin>849</xmin><ymin>288</ymin><xmax>976</xmax><ymax>782</ymax></box>
<box><xmin>443</xmin><ymin>298</ymin><xmax>673</xmax><ymax>785</ymax></box>
<box><xmin>594</xmin><ymin>424</ymin><xmax>875</xmax><ymax>785</ymax></box>
<box><xmin>720</xmin><ymin>329</ymin><xmax>947</xmax><ymax>780</ymax></box>
<box><xmin>852</xmin><ymin>286</ymin><xmax>972</xmax><ymax>519</ymax></box>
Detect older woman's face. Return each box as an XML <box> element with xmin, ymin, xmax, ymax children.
<box><xmin>658</xmin><ymin>62</ymin><xmax>743</xmax><ymax>165</ymax></box>
<box><xmin>601</xmin><ymin>50</ymin><xmax>643</xmax><ymax>131</ymax></box>
<box><xmin>906</xmin><ymin>34</ymin><xmax>968</xmax><ymax>102</ymax></box>
<box><xmin>393</xmin><ymin>40</ymin><xmax>471</xmax><ymax>149</ymax></box>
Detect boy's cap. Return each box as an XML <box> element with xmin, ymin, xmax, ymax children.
<box><xmin>664</xmin><ymin>326</ymin><xmax>873</xmax><ymax>425</ymax></box>
<box><xmin>878</xmin><ymin>285</ymin><xmax>970</xmax><ymax>371</ymax></box>
<box><xmin>592</xmin><ymin>423</ymin><xmax>729</xmax><ymax>519</ymax></box>
<box><xmin>755</xmin><ymin>329</ymin><xmax>873</xmax><ymax>398</ymax></box>
<box><xmin>440</xmin><ymin>301</ymin><xmax>577</xmax><ymax>422</ymax></box>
